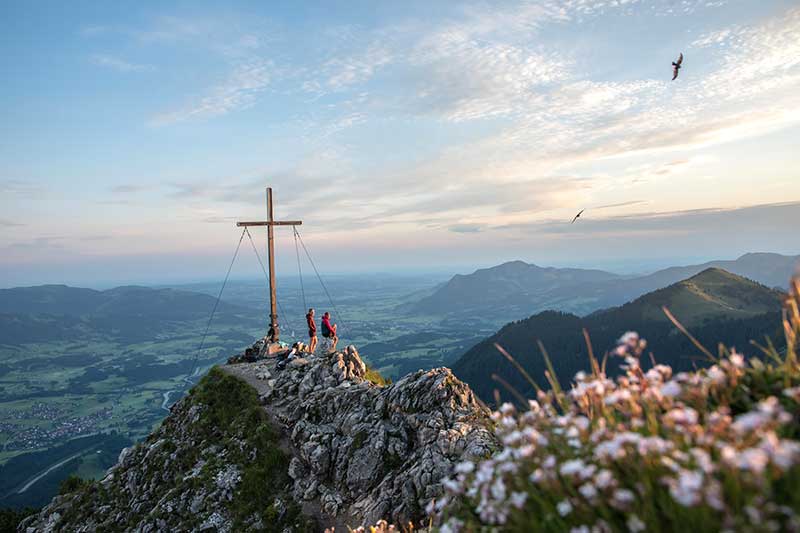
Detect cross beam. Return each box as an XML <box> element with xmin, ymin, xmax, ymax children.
<box><xmin>236</xmin><ymin>187</ymin><xmax>301</xmax><ymax>344</ymax></box>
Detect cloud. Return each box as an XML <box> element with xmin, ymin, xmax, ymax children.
<box><xmin>322</xmin><ymin>45</ymin><xmax>392</xmax><ymax>92</ymax></box>
<box><xmin>449</xmin><ymin>223</ymin><xmax>484</xmax><ymax>233</ymax></box>
<box><xmin>151</xmin><ymin>59</ymin><xmax>272</xmax><ymax>125</ymax></box>
<box><xmin>591</xmin><ymin>200</ymin><xmax>648</xmax><ymax>210</ymax></box>
<box><xmin>500</xmin><ymin>201</ymin><xmax>800</xmax><ymax>237</ymax></box>
<box><xmin>0</xmin><ymin>180</ymin><xmax>43</xmax><ymax>196</ymax></box>
<box><xmin>0</xmin><ymin>219</ymin><xmax>25</xmax><ymax>228</ymax></box>
<box><xmin>90</xmin><ymin>54</ymin><xmax>153</xmax><ymax>72</ymax></box>
<box><xmin>111</xmin><ymin>184</ymin><xmax>150</xmax><ymax>194</ymax></box>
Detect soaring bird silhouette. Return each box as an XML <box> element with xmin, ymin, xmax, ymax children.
<box><xmin>571</xmin><ymin>209</ymin><xmax>585</xmax><ymax>224</ymax></box>
<box><xmin>672</xmin><ymin>52</ymin><xmax>683</xmax><ymax>80</ymax></box>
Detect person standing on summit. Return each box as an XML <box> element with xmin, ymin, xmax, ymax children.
<box><xmin>306</xmin><ymin>308</ymin><xmax>318</xmax><ymax>354</ymax></box>
<box><xmin>321</xmin><ymin>311</ymin><xmax>338</xmax><ymax>352</ymax></box>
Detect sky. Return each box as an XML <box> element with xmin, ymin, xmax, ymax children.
<box><xmin>1</xmin><ymin>0</ymin><xmax>799</xmax><ymax>287</ymax></box>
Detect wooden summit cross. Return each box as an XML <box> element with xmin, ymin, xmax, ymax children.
<box><xmin>236</xmin><ymin>187</ymin><xmax>301</xmax><ymax>344</ymax></box>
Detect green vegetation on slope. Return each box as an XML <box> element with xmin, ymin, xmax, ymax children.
<box><xmin>189</xmin><ymin>368</ymin><xmax>311</xmax><ymax>531</ymax></box>
<box><xmin>45</xmin><ymin>367</ymin><xmax>312</xmax><ymax>532</ymax></box>
<box><xmin>454</xmin><ymin>269</ymin><xmax>786</xmax><ymax>403</ymax></box>
<box><xmin>621</xmin><ymin>268</ymin><xmax>783</xmax><ymax>324</ymax></box>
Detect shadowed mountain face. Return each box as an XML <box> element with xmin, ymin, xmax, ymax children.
<box><xmin>411</xmin><ymin>260</ymin><xmax>622</xmax><ymax>316</ymax></box>
<box><xmin>412</xmin><ymin>253</ymin><xmax>798</xmax><ymax>320</ymax></box>
<box><xmin>452</xmin><ymin>268</ymin><xmax>786</xmax><ymax>403</ymax></box>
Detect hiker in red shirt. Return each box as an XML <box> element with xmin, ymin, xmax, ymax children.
<box><xmin>306</xmin><ymin>308</ymin><xmax>317</xmax><ymax>354</ymax></box>
<box><xmin>321</xmin><ymin>312</ymin><xmax>338</xmax><ymax>351</ymax></box>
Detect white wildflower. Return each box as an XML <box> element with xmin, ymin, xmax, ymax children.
<box><xmin>510</xmin><ymin>491</ymin><xmax>527</xmax><ymax>509</ymax></box>
<box><xmin>783</xmin><ymin>386</ymin><xmax>800</xmax><ymax>402</ymax></box>
<box><xmin>627</xmin><ymin>514</ymin><xmax>646</xmax><ymax>533</ymax></box>
<box><xmin>612</xmin><ymin>488</ymin><xmax>636</xmax><ymax>507</ymax></box>
<box><xmin>440</xmin><ymin>518</ymin><xmax>463</xmax><ymax>533</ymax></box>
<box><xmin>666</xmin><ymin>406</ymin><xmax>698</xmax><ymax>425</ymax></box>
<box><xmin>516</xmin><ymin>444</ymin><xmax>535</xmax><ymax>459</ymax></box>
<box><xmin>454</xmin><ymin>461</ymin><xmax>474</xmax><ymax>474</ymax></box>
<box><xmin>737</xmin><ymin>447</ymin><xmax>770</xmax><ymax>474</ymax></box>
<box><xmin>707</xmin><ymin>365</ymin><xmax>726</xmax><ymax>385</ymax></box>
<box><xmin>668</xmin><ymin>470</ymin><xmax>703</xmax><ymax>506</ymax></box>
<box><xmin>560</xmin><ymin>459</ymin><xmax>586</xmax><ymax>476</ymax></box>
<box><xmin>557</xmin><ymin>500</ymin><xmax>573</xmax><ymax>516</ymax></box>
<box><xmin>502</xmin><ymin>430</ymin><xmax>523</xmax><ymax>446</ymax></box>
<box><xmin>594</xmin><ymin>469</ymin><xmax>615</xmax><ymax>489</ymax></box>
<box><xmin>490</xmin><ymin>477</ymin><xmax>507</xmax><ymax>501</ymax></box>
<box><xmin>442</xmin><ymin>478</ymin><xmax>461</xmax><ymax>493</ymax></box>
<box><xmin>732</xmin><ymin>411</ymin><xmax>769</xmax><ymax>435</ymax></box>
<box><xmin>579</xmin><ymin>482</ymin><xmax>598</xmax><ymax>499</ymax></box>
<box><xmin>660</xmin><ymin>380</ymin><xmax>682</xmax><ymax>398</ymax></box>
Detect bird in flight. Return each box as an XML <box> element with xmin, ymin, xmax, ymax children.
<box><xmin>672</xmin><ymin>52</ymin><xmax>683</xmax><ymax>80</ymax></box>
<box><xmin>571</xmin><ymin>209</ymin><xmax>585</xmax><ymax>224</ymax></box>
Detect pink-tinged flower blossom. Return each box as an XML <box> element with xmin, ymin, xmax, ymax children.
<box><xmin>516</xmin><ymin>444</ymin><xmax>535</xmax><ymax>459</ymax></box>
<box><xmin>594</xmin><ymin>469</ymin><xmax>615</xmax><ymax>489</ymax></box>
<box><xmin>500</xmin><ymin>402</ymin><xmax>516</xmax><ymax>415</ymax></box>
<box><xmin>737</xmin><ymin>448</ymin><xmax>770</xmax><ymax>474</ymax></box>
<box><xmin>783</xmin><ymin>386</ymin><xmax>800</xmax><ymax>402</ymax></box>
<box><xmin>759</xmin><ymin>432</ymin><xmax>800</xmax><ymax>471</ymax></box>
<box><xmin>529</xmin><ymin>468</ymin><xmax>545</xmax><ymax>483</ymax></box>
<box><xmin>707</xmin><ymin>365</ymin><xmax>726</xmax><ymax>385</ymax></box>
<box><xmin>666</xmin><ymin>406</ymin><xmax>698</xmax><ymax>425</ymax></box>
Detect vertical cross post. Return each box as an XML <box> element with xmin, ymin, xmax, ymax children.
<box><xmin>265</xmin><ymin>188</ymin><xmax>278</xmax><ymax>342</ymax></box>
<box><xmin>236</xmin><ymin>188</ymin><xmax>302</xmax><ymax>345</ymax></box>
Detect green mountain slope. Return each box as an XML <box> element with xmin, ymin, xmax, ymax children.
<box><xmin>605</xmin><ymin>267</ymin><xmax>784</xmax><ymax>325</ymax></box>
<box><xmin>453</xmin><ymin>268</ymin><xmax>785</xmax><ymax>403</ymax></box>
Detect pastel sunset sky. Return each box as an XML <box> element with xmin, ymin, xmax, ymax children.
<box><xmin>1</xmin><ymin>0</ymin><xmax>798</xmax><ymax>286</ymax></box>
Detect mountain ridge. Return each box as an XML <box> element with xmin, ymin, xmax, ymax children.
<box><xmin>412</xmin><ymin>252</ymin><xmax>798</xmax><ymax>320</ymax></box>
<box><xmin>452</xmin><ymin>267</ymin><xmax>786</xmax><ymax>403</ymax></box>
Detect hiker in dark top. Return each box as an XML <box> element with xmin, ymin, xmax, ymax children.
<box><xmin>321</xmin><ymin>312</ymin><xmax>338</xmax><ymax>351</ymax></box>
<box><xmin>306</xmin><ymin>308</ymin><xmax>317</xmax><ymax>354</ymax></box>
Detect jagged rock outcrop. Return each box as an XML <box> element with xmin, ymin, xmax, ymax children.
<box><xmin>21</xmin><ymin>342</ymin><xmax>495</xmax><ymax>532</ymax></box>
<box><xmin>245</xmin><ymin>345</ymin><xmax>495</xmax><ymax>526</ymax></box>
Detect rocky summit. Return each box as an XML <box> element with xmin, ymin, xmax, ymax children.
<box><xmin>21</xmin><ymin>342</ymin><xmax>495</xmax><ymax>532</ymax></box>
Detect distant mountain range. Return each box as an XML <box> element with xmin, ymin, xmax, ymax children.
<box><xmin>0</xmin><ymin>285</ymin><xmax>258</xmax><ymax>344</ymax></box>
<box><xmin>412</xmin><ymin>252</ymin><xmax>799</xmax><ymax>320</ymax></box>
<box><xmin>452</xmin><ymin>268</ymin><xmax>786</xmax><ymax>403</ymax></box>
